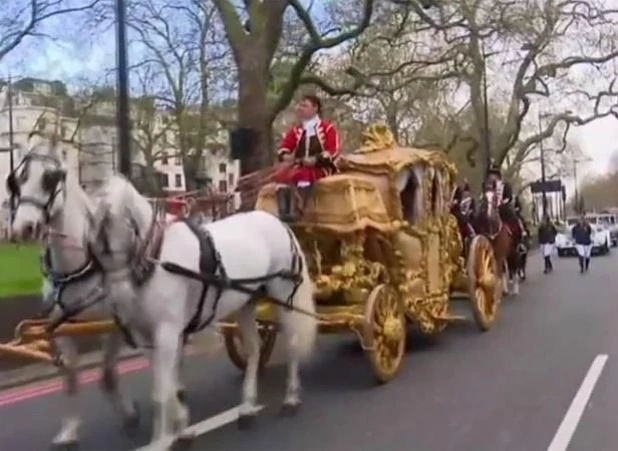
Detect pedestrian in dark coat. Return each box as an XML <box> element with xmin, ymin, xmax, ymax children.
<box><xmin>572</xmin><ymin>215</ymin><xmax>592</xmax><ymax>273</ymax></box>
<box><xmin>538</xmin><ymin>216</ymin><xmax>557</xmax><ymax>273</ymax></box>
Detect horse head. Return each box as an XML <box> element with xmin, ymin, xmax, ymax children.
<box><xmin>7</xmin><ymin>128</ymin><xmax>71</xmax><ymax>240</ymax></box>
<box><xmin>477</xmin><ymin>186</ymin><xmax>502</xmax><ymax>237</ymax></box>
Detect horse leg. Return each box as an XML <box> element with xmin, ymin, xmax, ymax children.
<box><xmin>501</xmin><ymin>260</ymin><xmax>510</xmax><ymax>295</ymax></box>
<box><xmin>99</xmin><ymin>333</ymin><xmax>140</xmax><ymax>435</ymax></box>
<box><xmin>509</xmin><ymin>254</ymin><xmax>520</xmax><ymax>296</ymax></box>
<box><xmin>143</xmin><ymin>346</ymin><xmax>187</xmax><ymax>410</ymax></box>
<box><xmin>176</xmin><ymin>351</ymin><xmax>187</xmax><ymax>404</ymax></box>
<box><xmin>51</xmin><ymin>337</ymin><xmax>81</xmax><ymax>450</ymax></box>
<box><xmin>236</xmin><ymin>303</ymin><xmax>261</xmax><ymax>429</ymax></box>
<box><xmin>521</xmin><ymin>251</ymin><xmax>527</xmax><ymax>279</ymax></box>
<box><xmin>150</xmin><ymin>323</ymin><xmax>188</xmax><ymax>449</ymax></box>
<box><xmin>281</xmin><ymin>307</ymin><xmax>302</xmax><ymax>416</ymax></box>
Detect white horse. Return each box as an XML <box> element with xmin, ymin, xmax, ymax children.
<box><xmin>87</xmin><ymin>174</ymin><xmax>317</xmax><ymax>449</ymax></box>
<box><xmin>6</xmin><ymin>132</ymin><xmax>139</xmax><ymax>450</ymax></box>
<box><xmin>10</xmin><ymin>133</ymin><xmax>318</xmax><ymax>449</ymax></box>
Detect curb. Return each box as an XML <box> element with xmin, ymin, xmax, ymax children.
<box><xmin>0</xmin><ymin>348</ymin><xmax>142</xmax><ymax>392</ymax></box>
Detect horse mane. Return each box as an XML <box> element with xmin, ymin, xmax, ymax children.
<box><xmin>105</xmin><ymin>174</ymin><xmax>153</xmax><ymax>236</ymax></box>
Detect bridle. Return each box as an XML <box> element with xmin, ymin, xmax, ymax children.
<box><xmin>6</xmin><ymin>151</ymin><xmax>66</xmax><ymax>224</ymax></box>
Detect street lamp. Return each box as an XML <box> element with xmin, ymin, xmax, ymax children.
<box><xmin>480</xmin><ymin>44</ymin><xmax>494</xmax><ymax>176</ymax></box>
<box><xmin>115</xmin><ymin>0</ymin><xmax>131</xmax><ymax>179</ymax></box>
<box><xmin>572</xmin><ymin>157</ymin><xmax>591</xmax><ymax>214</ymax></box>
<box><xmin>537</xmin><ymin>112</ymin><xmax>548</xmax><ymax>218</ymax></box>
<box><xmin>479</xmin><ymin>46</ymin><xmax>502</xmax><ymax>176</ymax></box>
<box><xmin>1</xmin><ymin>76</ymin><xmax>15</xmax><ymax>225</ymax></box>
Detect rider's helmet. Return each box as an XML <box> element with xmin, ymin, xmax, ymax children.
<box><xmin>462</xmin><ymin>180</ymin><xmax>471</xmax><ymax>193</ymax></box>
<box><xmin>487</xmin><ymin>160</ymin><xmax>502</xmax><ymax>179</ymax></box>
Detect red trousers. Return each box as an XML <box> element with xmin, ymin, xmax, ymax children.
<box><xmin>273</xmin><ymin>165</ymin><xmax>326</xmax><ymax>185</ymax></box>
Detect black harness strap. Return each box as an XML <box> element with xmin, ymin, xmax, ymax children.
<box><xmin>160</xmin><ymin>220</ymin><xmax>305</xmax><ymax>337</ymax></box>
<box><xmin>42</xmin><ymin>246</ymin><xmax>105</xmax><ymax>331</ymax></box>
<box><xmin>181</xmin><ymin>217</ymin><xmax>227</xmax><ymax>335</ymax></box>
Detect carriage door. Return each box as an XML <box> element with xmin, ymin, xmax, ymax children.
<box><xmin>426</xmin><ymin>167</ymin><xmax>445</xmax><ymax>296</ymax></box>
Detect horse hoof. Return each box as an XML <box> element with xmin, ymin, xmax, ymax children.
<box><xmin>176</xmin><ymin>389</ymin><xmax>188</xmax><ymax>405</ymax></box>
<box><xmin>237</xmin><ymin>413</ymin><xmax>257</xmax><ymax>430</ymax></box>
<box><xmin>123</xmin><ymin>401</ymin><xmax>141</xmax><ymax>436</ymax></box>
<box><xmin>50</xmin><ymin>441</ymin><xmax>79</xmax><ymax>451</ymax></box>
<box><xmin>171</xmin><ymin>435</ymin><xmax>194</xmax><ymax>451</ymax></box>
<box><xmin>280</xmin><ymin>402</ymin><xmax>301</xmax><ymax>417</ymax></box>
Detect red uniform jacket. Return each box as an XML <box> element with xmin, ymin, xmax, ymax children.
<box><xmin>274</xmin><ymin>118</ymin><xmax>340</xmax><ymax>185</ymax></box>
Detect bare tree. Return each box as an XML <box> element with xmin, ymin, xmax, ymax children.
<box><xmin>128</xmin><ymin>0</ymin><xmax>231</xmax><ymax>189</ymax></box>
<box><xmin>0</xmin><ymin>0</ymin><xmax>102</xmax><ymax>62</ymax></box>
<box><xmin>131</xmin><ymin>65</ymin><xmax>177</xmax><ymax>194</ymax></box>
<box><xmin>346</xmin><ymin>0</ymin><xmax>616</xmax><ymax>185</ymax></box>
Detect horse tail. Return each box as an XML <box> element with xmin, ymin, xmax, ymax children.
<box><xmin>279</xmin><ymin>229</ymin><xmax>317</xmax><ymax>362</ymax></box>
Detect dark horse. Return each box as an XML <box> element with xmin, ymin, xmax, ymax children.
<box><xmin>473</xmin><ymin>188</ymin><xmax>522</xmax><ymax>296</ymax></box>
<box><xmin>518</xmin><ymin>234</ymin><xmax>529</xmax><ymax>281</ymax></box>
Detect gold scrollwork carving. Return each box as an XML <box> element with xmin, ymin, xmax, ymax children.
<box><xmin>357</xmin><ymin>123</ymin><xmax>396</xmax><ymax>153</ymax></box>
<box><xmin>315</xmin><ymin>237</ymin><xmax>386</xmax><ymax>303</ymax></box>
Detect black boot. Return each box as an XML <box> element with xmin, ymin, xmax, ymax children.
<box><xmin>547</xmin><ymin>257</ymin><xmax>553</xmax><ymax>272</ymax></box>
<box><xmin>578</xmin><ymin>257</ymin><xmax>584</xmax><ymax>273</ymax></box>
<box><xmin>585</xmin><ymin>257</ymin><xmax>590</xmax><ymax>272</ymax></box>
<box><xmin>276</xmin><ymin>187</ymin><xmax>294</xmax><ymax>222</ymax></box>
<box><xmin>544</xmin><ymin>256</ymin><xmax>551</xmax><ymax>274</ymax></box>
<box><xmin>297</xmin><ymin>185</ymin><xmax>314</xmax><ymax>217</ymax></box>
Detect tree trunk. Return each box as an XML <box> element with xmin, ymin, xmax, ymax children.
<box><xmin>237</xmin><ymin>63</ymin><xmax>273</xmax><ymax>175</ymax></box>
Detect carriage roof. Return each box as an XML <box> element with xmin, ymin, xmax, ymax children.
<box><xmin>338</xmin><ymin>124</ymin><xmax>457</xmax><ymax>178</ymax></box>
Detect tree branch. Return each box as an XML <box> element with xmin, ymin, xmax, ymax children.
<box><xmin>269</xmin><ymin>0</ymin><xmax>375</xmax><ymax>122</ymax></box>
<box><xmin>0</xmin><ymin>0</ymin><xmax>101</xmax><ymax>61</ymax></box>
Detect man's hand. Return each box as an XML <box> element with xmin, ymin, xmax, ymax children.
<box><xmin>304</xmin><ymin>156</ymin><xmax>316</xmax><ymax>166</ymax></box>
<box><xmin>281</xmin><ymin>153</ymin><xmax>294</xmax><ymax>163</ymax></box>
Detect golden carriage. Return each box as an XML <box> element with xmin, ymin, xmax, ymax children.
<box><xmin>220</xmin><ymin>124</ymin><xmax>501</xmax><ymax>382</ymax></box>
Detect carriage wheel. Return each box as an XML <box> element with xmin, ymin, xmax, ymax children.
<box><xmin>466</xmin><ymin>235</ymin><xmax>500</xmax><ymax>331</ymax></box>
<box><xmin>362</xmin><ymin>284</ymin><xmax>407</xmax><ymax>384</ymax></box>
<box><xmin>223</xmin><ymin>323</ymin><xmax>277</xmax><ymax>372</ymax></box>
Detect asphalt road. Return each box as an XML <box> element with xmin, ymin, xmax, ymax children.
<box><xmin>0</xmin><ymin>251</ymin><xmax>615</xmax><ymax>451</ymax></box>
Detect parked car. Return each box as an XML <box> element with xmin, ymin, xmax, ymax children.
<box><xmin>591</xmin><ymin>213</ymin><xmax>618</xmax><ymax>247</ymax></box>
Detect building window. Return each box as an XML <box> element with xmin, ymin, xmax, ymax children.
<box><xmin>218</xmin><ymin>180</ymin><xmax>228</xmax><ymax>193</ymax></box>
<box><xmin>161</xmin><ymin>152</ymin><xmax>168</xmax><ymax>165</ymax></box>
<box><xmin>175</xmin><ymin>174</ymin><xmax>182</xmax><ymax>188</ymax></box>
<box><xmin>228</xmin><ymin>173</ymin><xmax>234</xmax><ymax>187</ymax></box>
<box><xmin>161</xmin><ymin>173</ymin><xmax>169</xmax><ymax>188</ymax></box>
<box><xmin>219</xmin><ymin>163</ymin><xmax>226</xmax><ymax>174</ymax></box>
<box><xmin>175</xmin><ymin>153</ymin><xmax>182</xmax><ymax>165</ymax></box>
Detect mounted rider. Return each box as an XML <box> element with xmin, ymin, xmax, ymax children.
<box><xmin>513</xmin><ymin>193</ymin><xmax>531</xmax><ymax>242</ymax></box>
<box><xmin>484</xmin><ymin>161</ymin><xmax>524</xmax><ymax>246</ymax></box>
<box><xmin>274</xmin><ymin>93</ymin><xmax>340</xmax><ymax>222</ymax></box>
<box><xmin>452</xmin><ymin>180</ymin><xmax>476</xmax><ymax>225</ymax></box>
<box><xmin>451</xmin><ymin>180</ymin><xmax>476</xmax><ymax>254</ymax></box>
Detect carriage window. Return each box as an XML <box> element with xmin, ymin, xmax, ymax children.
<box><xmin>430</xmin><ymin>172</ymin><xmax>440</xmax><ymax>215</ymax></box>
<box><xmin>400</xmin><ymin>174</ymin><xmax>418</xmax><ymax>223</ymax></box>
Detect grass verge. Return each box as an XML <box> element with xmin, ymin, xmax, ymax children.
<box><xmin>0</xmin><ymin>243</ymin><xmax>43</xmax><ymax>297</ymax></box>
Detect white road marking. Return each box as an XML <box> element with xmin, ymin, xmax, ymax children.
<box><xmin>547</xmin><ymin>354</ymin><xmax>608</xmax><ymax>451</ymax></box>
<box><xmin>133</xmin><ymin>405</ymin><xmax>265</xmax><ymax>451</ymax></box>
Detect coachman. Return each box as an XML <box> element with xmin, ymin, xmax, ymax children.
<box><xmin>274</xmin><ymin>94</ymin><xmax>340</xmax><ymax>221</ymax></box>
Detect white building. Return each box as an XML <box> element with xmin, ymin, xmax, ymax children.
<box><xmin>0</xmin><ymin>78</ymin><xmax>241</xmax><ymax>202</ymax></box>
